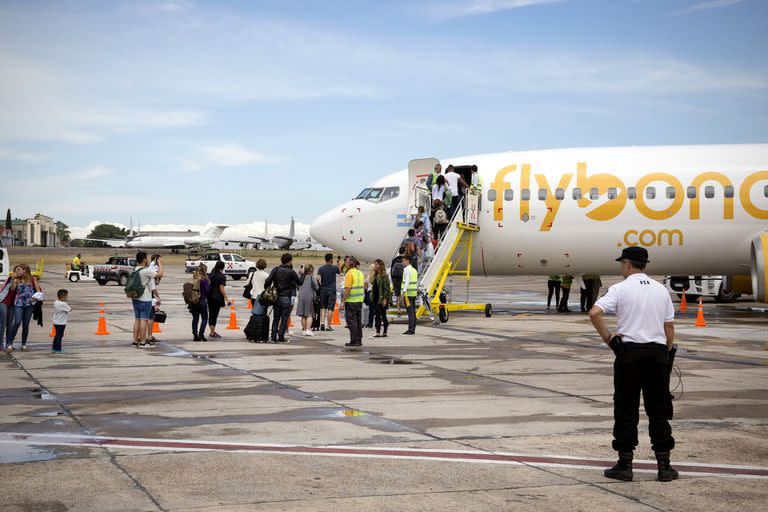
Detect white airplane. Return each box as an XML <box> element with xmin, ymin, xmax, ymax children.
<box><xmin>124</xmin><ymin>225</ymin><xmax>229</xmax><ymax>250</ymax></box>
<box><xmin>249</xmin><ymin>218</ymin><xmax>311</xmax><ymax>250</ymax></box>
<box><xmin>310</xmin><ymin>144</ymin><xmax>768</xmax><ymax>302</ymax></box>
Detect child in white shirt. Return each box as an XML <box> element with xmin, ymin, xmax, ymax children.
<box><xmin>52</xmin><ymin>289</ymin><xmax>71</xmax><ymax>353</ymax></box>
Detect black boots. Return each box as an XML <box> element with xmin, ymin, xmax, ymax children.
<box><xmin>655</xmin><ymin>451</ymin><xmax>679</xmax><ymax>482</ymax></box>
<box><xmin>604</xmin><ymin>452</ymin><xmax>634</xmax><ymax>481</ymax></box>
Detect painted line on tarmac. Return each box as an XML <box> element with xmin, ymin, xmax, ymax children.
<box><xmin>1</xmin><ymin>432</ymin><xmax>766</xmax><ymax>479</ymax></box>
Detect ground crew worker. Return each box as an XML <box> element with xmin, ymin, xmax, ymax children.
<box><xmin>557</xmin><ymin>275</ymin><xmax>573</xmax><ymax>312</ymax></box>
<box><xmin>72</xmin><ymin>254</ymin><xmax>82</xmax><ymax>271</ymax></box>
<box><xmin>589</xmin><ymin>246</ymin><xmax>678</xmax><ymax>483</ymax></box>
<box><xmin>401</xmin><ymin>255</ymin><xmax>418</xmax><ymax>335</ymax></box>
<box><xmin>342</xmin><ymin>257</ymin><xmax>366</xmax><ymax>347</ymax></box>
<box><xmin>426</xmin><ymin>163</ymin><xmax>442</xmax><ymax>194</ymax></box>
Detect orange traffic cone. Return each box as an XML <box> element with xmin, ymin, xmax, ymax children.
<box><xmin>152</xmin><ymin>320</ymin><xmax>161</xmax><ymax>333</ymax></box>
<box><xmin>95</xmin><ymin>306</ymin><xmax>110</xmax><ymax>335</ymax></box>
<box><xmin>49</xmin><ymin>324</ymin><xmax>56</xmax><ymax>337</ymax></box>
<box><xmin>695</xmin><ymin>298</ymin><xmax>707</xmax><ymax>327</ymax></box>
<box><xmin>679</xmin><ymin>289</ymin><xmax>688</xmax><ymax>313</ymax></box>
<box><xmin>226</xmin><ymin>303</ymin><xmax>239</xmax><ymax>330</ymax></box>
<box><xmin>331</xmin><ymin>304</ymin><xmax>341</xmax><ymax>326</ymax></box>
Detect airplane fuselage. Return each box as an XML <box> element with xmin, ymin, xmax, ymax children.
<box><xmin>311</xmin><ymin>145</ymin><xmax>768</xmax><ymax>279</ymax></box>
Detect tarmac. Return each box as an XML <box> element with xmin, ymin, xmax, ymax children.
<box><xmin>1</xmin><ymin>266</ymin><xmax>767</xmax><ymax>511</ymax></box>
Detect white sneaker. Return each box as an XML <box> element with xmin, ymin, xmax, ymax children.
<box><xmin>307</xmin><ymin>330</ymin><xmax>314</xmax><ymax>337</ymax></box>
<box><xmin>303</xmin><ymin>330</ymin><xmax>311</xmax><ymax>336</ymax></box>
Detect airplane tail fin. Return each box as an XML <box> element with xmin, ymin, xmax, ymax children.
<box><xmin>289</xmin><ymin>217</ymin><xmax>295</xmax><ymax>238</ymax></box>
<box><xmin>202</xmin><ymin>225</ymin><xmax>228</xmax><ymax>240</ymax></box>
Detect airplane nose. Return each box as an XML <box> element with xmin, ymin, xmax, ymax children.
<box><xmin>310</xmin><ymin>208</ymin><xmax>339</xmax><ymax>250</ymax></box>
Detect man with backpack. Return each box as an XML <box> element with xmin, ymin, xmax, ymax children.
<box><xmin>390</xmin><ymin>246</ymin><xmax>405</xmax><ymax>316</ymax></box>
<box><xmin>401</xmin><ymin>229</ymin><xmax>421</xmax><ymax>273</ymax></box>
<box><xmin>125</xmin><ymin>251</ymin><xmax>163</xmax><ymax>348</ymax></box>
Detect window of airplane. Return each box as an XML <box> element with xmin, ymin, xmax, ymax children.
<box><xmin>646</xmin><ymin>187</ymin><xmax>656</xmax><ymax>200</ymax></box>
<box><xmin>488</xmin><ymin>189</ymin><xmax>497</xmax><ymax>201</ymax></box>
<box><xmin>607</xmin><ymin>187</ymin><xmax>617</xmax><ymax>200</ymax></box>
<box><xmin>538</xmin><ymin>189</ymin><xmax>547</xmax><ymax>200</ymax></box>
<box><xmin>572</xmin><ymin>188</ymin><xmax>582</xmax><ymax>200</ymax></box>
<box><xmin>687</xmin><ymin>186</ymin><xmax>696</xmax><ymax>199</ymax></box>
<box><xmin>365</xmin><ymin>188</ymin><xmax>384</xmax><ymax>203</ymax></box>
<box><xmin>589</xmin><ymin>187</ymin><xmax>599</xmax><ymax>200</ymax></box>
<box><xmin>555</xmin><ymin>188</ymin><xmax>565</xmax><ymax>200</ymax></box>
<box><xmin>666</xmin><ymin>186</ymin><xmax>676</xmax><ymax>199</ymax></box>
<box><xmin>222</xmin><ymin>254</ymin><xmax>232</xmax><ymax>261</ymax></box>
<box><xmin>724</xmin><ymin>186</ymin><xmax>735</xmax><ymax>198</ymax></box>
<box><xmin>233</xmin><ymin>255</ymin><xmax>245</xmax><ymax>262</ymax></box>
<box><xmin>504</xmin><ymin>189</ymin><xmax>514</xmax><ymax>201</ymax></box>
<box><xmin>627</xmin><ymin>187</ymin><xmax>637</xmax><ymax>200</ymax></box>
<box><xmin>705</xmin><ymin>186</ymin><xmax>715</xmax><ymax>199</ymax></box>
<box><xmin>381</xmin><ymin>187</ymin><xmax>400</xmax><ymax>202</ymax></box>
<box><xmin>521</xmin><ymin>189</ymin><xmax>530</xmax><ymax>201</ymax></box>
<box><xmin>355</xmin><ymin>188</ymin><xmax>371</xmax><ymax>200</ymax></box>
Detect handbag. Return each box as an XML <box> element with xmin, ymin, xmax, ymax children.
<box><xmin>154</xmin><ymin>310</ymin><xmax>167</xmax><ymax>324</ymax></box>
<box><xmin>242</xmin><ymin>272</ymin><xmax>254</xmax><ymax>299</ymax></box>
<box><xmin>259</xmin><ymin>286</ymin><xmax>278</xmax><ymax>306</ymax></box>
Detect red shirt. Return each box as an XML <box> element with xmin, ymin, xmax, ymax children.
<box><xmin>1</xmin><ymin>278</ymin><xmax>16</xmax><ymax>306</ymax></box>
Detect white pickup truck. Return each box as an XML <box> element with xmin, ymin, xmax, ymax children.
<box><xmin>185</xmin><ymin>253</ymin><xmax>257</xmax><ymax>280</ymax></box>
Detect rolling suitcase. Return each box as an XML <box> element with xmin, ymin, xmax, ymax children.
<box><xmin>244</xmin><ymin>314</ymin><xmax>270</xmax><ymax>343</ymax></box>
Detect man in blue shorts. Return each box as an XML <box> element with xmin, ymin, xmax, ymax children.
<box><xmin>131</xmin><ymin>251</ymin><xmax>163</xmax><ymax>348</ymax></box>
<box><xmin>316</xmin><ymin>253</ymin><xmax>340</xmax><ymax>331</ymax></box>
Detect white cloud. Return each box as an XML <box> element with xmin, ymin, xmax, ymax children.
<box><xmin>73</xmin><ymin>166</ymin><xmax>113</xmax><ymax>179</ymax></box>
<box><xmin>0</xmin><ymin>148</ymin><xmax>47</xmax><ymax>161</ymax></box>
<box><xmin>674</xmin><ymin>0</ymin><xmax>745</xmax><ymax>15</ymax></box>
<box><xmin>202</xmin><ymin>144</ymin><xmax>264</xmax><ymax>167</ymax></box>
<box><xmin>430</xmin><ymin>0</ymin><xmax>564</xmax><ymax>18</ymax></box>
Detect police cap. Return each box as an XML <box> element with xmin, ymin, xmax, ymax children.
<box><xmin>615</xmin><ymin>246</ymin><xmax>649</xmax><ymax>263</ymax></box>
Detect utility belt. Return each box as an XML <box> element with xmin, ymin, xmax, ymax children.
<box><xmin>609</xmin><ymin>336</ymin><xmax>667</xmax><ymax>357</ymax></box>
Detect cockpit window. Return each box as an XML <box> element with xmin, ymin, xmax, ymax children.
<box><xmin>365</xmin><ymin>188</ymin><xmax>384</xmax><ymax>202</ymax></box>
<box><xmin>381</xmin><ymin>187</ymin><xmax>400</xmax><ymax>202</ymax></box>
<box><xmin>355</xmin><ymin>188</ymin><xmax>371</xmax><ymax>200</ymax></box>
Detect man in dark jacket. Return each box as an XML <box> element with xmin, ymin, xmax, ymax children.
<box><xmin>264</xmin><ymin>253</ymin><xmax>305</xmax><ymax>343</ymax></box>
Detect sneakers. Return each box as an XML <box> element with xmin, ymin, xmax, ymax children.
<box><xmin>199</xmin><ymin>335</ymin><xmax>208</xmax><ymax>342</ymax></box>
<box><xmin>345</xmin><ymin>342</ymin><xmax>362</xmax><ymax>347</ymax></box>
<box><xmin>147</xmin><ymin>337</ymin><xmax>160</xmax><ymax>343</ymax></box>
<box><xmin>303</xmin><ymin>330</ymin><xmax>314</xmax><ymax>337</ymax></box>
<box><xmin>209</xmin><ymin>333</ymin><xmax>222</xmax><ymax>339</ymax></box>
<box><xmin>402</xmin><ymin>331</ymin><xmax>414</xmax><ymax>335</ymax></box>
<box><xmin>20</xmin><ymin>346</ymin><xmax>30</xmax><ymax>352</ymax></box>
<box><xmin>5</xmin><ymin>346</ymin><xmax>13</xmax><ymax>354</ymax></box>
<box><xmin>325</xmin><ymin>326</ymin><xmax>333</xmax><ymax>332</ymax></box>
<box><xmin>604</xmin><ymin>452</ymin><xmax>633</xmax><ymax>482</ymax></box>
<box><xmin>138</xmin><ymin>342</ymin><xmax>155</xmax><ymax>349</ymax></box>
<box><xmin>193</xmin><ymin>336</ymin><xmax>201</xmax><ymax>342</ymax></box>
<box><xmin>320</xmin><ymin>325</ymin><xmax>326</xmax><ymax>331</ymax></box>
<box><xmin>51</xmin><ymin>349</ymin><xmax>66</xmax><ymax>354</ymax></box>
<box><xmin>275</xmin><ymin>338</ymin><xmax>289</xmax><ymax>344</ymax></box>
<box><xmin>371</xmin><ymin>333</ymin><xmax>381</xmax><ymax>338</ymax></box>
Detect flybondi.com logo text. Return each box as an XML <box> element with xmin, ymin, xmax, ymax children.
<box><xmin>489</xmin><ymin>163</ymin><xmax>768</xmax><ymax>243</ymax></box>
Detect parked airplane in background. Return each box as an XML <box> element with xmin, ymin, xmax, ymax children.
<box><xmin>82</xmin><ymin>225</ymin><xmax>229</xmax><ymax>252</ymax></box>
<box><xmin>311</xmin><ymin>144</ymin><xmax>768</xmax><ymax>302</ymax></box>
<box><xmin>250</xmin><ymin>218</ymin><xmax>311</xmax><ymax>250</ymax></box>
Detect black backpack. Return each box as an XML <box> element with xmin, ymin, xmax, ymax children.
<box><xmin>391</xmin><ymin>258</ymin><xmax>404</xmax><ymax>279</ymax></box>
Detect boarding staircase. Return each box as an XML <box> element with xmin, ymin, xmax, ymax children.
<box><xmin>391</xmin><ymin>189</ymin><xmax>491</xmax><ymax>325</ymax></box>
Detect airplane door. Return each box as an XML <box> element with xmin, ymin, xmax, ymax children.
<box><xmin>408</xmin><ymin>158</ymin><xmax>439</xmax><ymax>215</ymax></box>
<box><xmin>341</xmin><ymin>205</ymin><xmax>359</xmax><ymax>255</ymax></box>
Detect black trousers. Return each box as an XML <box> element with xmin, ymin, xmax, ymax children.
<box><xmin>52</xmin><ymin>324</ymin><xmax>65</xmax><ymax>351</ymax></box>
<box><xmin>208</xmin><ymin>302</ymin><xmax>222</xmax><ymax>327</ymax></box>
<box><xmin>374</xmin><ymin>303</ymin><xmax>389</xmax><ymax>334</ymax></box>
<box><xmin>405</xmin><ymin>296</ymin><xmax>416</xmax><ymax>332</ymax></box>
<box><xmin>345</xmin><ymin>302</ymin><xmax>363</xmax><ymax>344</ymax></box>
<box><xmin>272</xmin><ymin>296</ymin><xmax>292</xmax><ymax>341</ymax></box>
<box><xmin>547</xmin><ymin>280</ymin><xmax>560</xmax><ymax>308</ymax></box>
<box><xmin>558</xmin><ymin>287</ymin><xmax>571</xmax><ymax>311</ymax></box>
<box><xmin>613</xmin><ymin>342</ymin><xmax>675</xmax><ymax>453</ymax></box>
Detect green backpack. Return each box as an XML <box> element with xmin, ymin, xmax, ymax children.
<box><xmin>124</xmin><ymin>268</ymin><xmax>147</xmax><ymax>299</ymax></box>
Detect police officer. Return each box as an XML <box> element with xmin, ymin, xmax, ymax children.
<box><xmin>589</xmin><ymin>246</ymin><xmax>678</xmax><ymax>482</ymax></box>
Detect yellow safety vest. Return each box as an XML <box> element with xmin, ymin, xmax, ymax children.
<box><xmin>405</xmin><ymin>266</ymin><xmax>418</xmax><ymax>297</ymax></box>
<box><xmin>345</xmin><ymin>268</ymin><xmax>365</xmax><ymax>303</ymax></box>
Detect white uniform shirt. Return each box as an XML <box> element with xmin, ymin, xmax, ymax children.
<box><xmin>53</xmin><ymin>300</ymin><xmax>71</xmax><ymax>325</ymax></box>
<box><xmin>444</xmin><ymin>171</ymin><xmax>460</xmax><ymax>196</ymax></box>
<box><xmin>594</xmin><ymin>273</ymin><xmax>674</xmax><ymax>345</ymax></box>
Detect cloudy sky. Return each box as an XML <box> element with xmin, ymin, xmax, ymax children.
<box><xmin>1</xmin><ymin>0</ymin><xmax>766</xmax><ymax>238</ymax></box>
